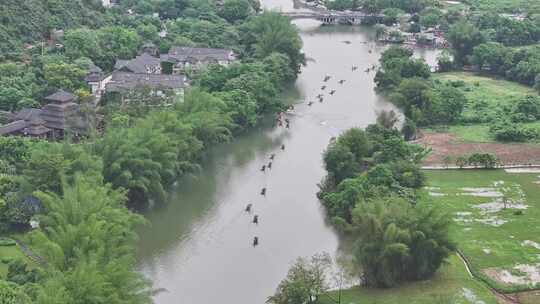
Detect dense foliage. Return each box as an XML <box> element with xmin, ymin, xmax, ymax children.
<box><xmin>268</xmin><ymin>254</ymin><xmax>331</xmax><ymax>304</ymax></box>
<box><xmin>353</xmin><ymin>196</ymin><xmax>454</xmax><ymax>287</ymax></box>
<box><xmin>0</xmin><ymin>0</ymin><xmax>109</xmax><ymax>60</ymax></box>
<box><xmin>319</xmin><ymin>122</ymin><xmax>453</xmax><ymax>288</ymax></box>
<box><xmin>470</xmin><ymin>43</ymin><xmax>540</xmax><ymax>91</ymax></box>
<box><xmin>375</xmin><ymin>46</ymin><xmax>466</xmax><ymax>127</ymax></box>
<box><xmin>0</xmin><ymin>1</ymin><xmax>304</xmax><ymax>303</ymax></box>
<box><xmin>325</xmin><ymin>0</ymin><xmax>438</xmax><ymax>14</ymax></box>
<box><xmin>446</xmin><ymin>13</ymin><xmax>540</xmax><ymax>93</ymax></box>
<box><xmin>463</xmin><ymin>0</ymin><xmax>540</xmax><ymax>14</ymax></box>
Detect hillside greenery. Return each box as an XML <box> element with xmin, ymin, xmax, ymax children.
<box><xmin>0</xmin><ymin>1</ymin><xmax>304</xmax><ymax>302</ymax></box>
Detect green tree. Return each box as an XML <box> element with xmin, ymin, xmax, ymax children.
<box><xmin>177</xmin><ymin>88</ymin><xmax>234</xmax><ymax>146</ymax></box>
<box><xmin>323</xmin><ymin>128</ymin><xmax>371</xmax><ymax>185</ymax></box>
<box><xmin>30</xmin><ymin>176</ymin><xmax>151</xmax><ymax>303</ymax></box>
<box><xmin>240</xmin><ymin>12</ymin><xmax>305</xmax><ymax>76</ymax></box>
<box><xmin>156</xmin><ymin>0</ymin><xmax>189</xmax><ymax>19</ymax></box>
<box><xmin>43</xmin><ymin>63</ymin><xmax>87</xmax><ymax>92</ymax></box>
<box><xmin>215</xmin><ymin>89</ymin><xmax>259</xmax><ymax>129</ymax></box>
<box><xmin>352</xmin><ymin>198</ymin><xmax>454</xmax><ymax>287</ymax></box>
<box><xmin>447</xmin><ymin>21</ymin><xmax>485</xmax><ymax>66</ymax></box>
<box><xmin>390</xmin><ymin>78</ymin><xmax>432</xmax><ymax>124</ymax></box>
<box><xmin>262</xmin><ymin>52</ymin><xmax>296</xmax><ymax>86</ymax></box>
<box><xmin>99</xmin><ymin>120</ymin><xmax>178</xmax><ymax>203</ymax></box>
<box><xmin>0</xmin><ymin>280</ymin><xmax>31</xmax><ymax>304</ymax></box>
<box><xmin>64</xmin><ymin>28</ymin><xmax>101</xmax><ymax>61</ymax></box>
<box><xmin>401</xmin><ymin>118</ymin><xmax>417</xmax><ymax>141</ymax></box>
<box><xmin>224</xmin><ymin>71</ymin><xmax>279</xmax><ymax>113</ymax></box>
<box><xmin>219</xmin><ymin>0</ymin><xmax>253</xmax><ymax>23</ymax></box>
<box><xmin>323</xmin><ymin>142</ymin><xmax>360</xmax><ymax>185</ymax></box>
<box><xmin>267</xmin><ymin>253</ymin><xmax>331</xmax><ymax>304</ymax></box>
<box><xmin>96</xmin><ymin>26</ymin><xmax>142</xmax><ymax>70</ymax></box>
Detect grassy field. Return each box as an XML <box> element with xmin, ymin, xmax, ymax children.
<box><xmin>0</xmin><ymin>243</ymin><xmax>28</xmax><ymax>279</ymax></box>
<box><xmin>433</xmin><ymin>72</ymin><xmax>535</xmax><ymax>121</ymax></box>
<box><xmin>424</xmin><ymin>169</ymin><xmax>540</xmax><ymax>295</ymax></box>
<box><xmin>429</xmin><ymin>122</ymin><xmax>540</xmax><ymax>143</ymax></box>
<box><xmin>431</xmin><ymin>72</ymin><xmax>540</xmax><ymax>144</ymax></box>
<box><xmin>463</xmin><ymin>0</ymin><xmax>540</xmax><ymax>13</ymax></box>
<box><xmin>320</xmin><ymin>254</ymin><xmax>497</xmax><ymax>304</ymax></box>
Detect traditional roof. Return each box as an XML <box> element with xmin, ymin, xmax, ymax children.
<box><xmin>26</xmin><ymin>117</ymin><xmax>51</xmax><ymax>136</ymax></box>
<box><xmin>85</xmin><ymin>73</ymin><xmax>103</xmax><ymax>83</ymax></box>
<box><xmin>13</xmin><ymin>108</ymin><xmax>43</xmax><ymax>121</ymax></box>
<box><xmin>114</xmin><ymin>53</ymin><xmax>161</xmax><ymax>74</ymax></box>
<box><xmin>0</xmin><ymin>90</ymin><xmax>89</xmax><ymax>137</ymax></box>
<box><xmin>45</xmin><ymin>90</ymin><xmax>77</xmax><ymax>104</ymax></box>
<box><xmin>89</xmin><ymin>64</ymin><xmax>103</xmax><ymax>73</ymax></box>
<box><xmin>163</xmin><ymin>47</ymin><xmax>235</xmax><ymax>63</ymax></box>
<box><xmin>0</xmin><ymin>120</ymin><xmax>27</xmax><ymax>135</ymax></box>
<box><xmin>19</xmin><ymin>195</ymin><xmax>43</xmax><ymax>214</ymax></box>
<box><xmin>114</xmin><ymin>59</ymin><xmax>129</xmax><ymax>70</ymax></box>
<box><xmin>106</xmin><ymin>72</ymin><xmax>187</xmax><ymax>92</ymax></box>
<box><xmin>40</xmin><ymin>102</ymin><xmax>83</xmax><ymax>131</ymax></box>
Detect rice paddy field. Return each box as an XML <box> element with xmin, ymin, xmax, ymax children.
<box><xmin>424</xmin><ymin>169</ymin><xmax>540</xmax><ymax>297</ymax></box>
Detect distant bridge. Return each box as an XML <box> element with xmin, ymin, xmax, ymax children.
<box><xmin>281</xmin><ymin>11</ymin><xmax>383</xmax><ymax>25</ymax></box>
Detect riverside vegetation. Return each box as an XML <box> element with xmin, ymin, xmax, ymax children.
<box><xmin>270</xmin><ymin>1</ymin><xmax>540</xmax><ymax>303</ymax></box>
<box><xmin>0</xmin><ymin>0</ymin><xmax>305</xmax><ymax>302</ymax></box>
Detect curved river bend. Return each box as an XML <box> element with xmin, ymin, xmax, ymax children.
<box><xmin>136</xmin><ymin>1</ymin><xmax>439</xmax><ymax>303</ymax></box>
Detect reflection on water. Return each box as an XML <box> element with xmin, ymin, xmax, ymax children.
<box><xmin>136</xmin><ymin>9</ymin><xmax>440</xmax><ymax>304</ymax></box>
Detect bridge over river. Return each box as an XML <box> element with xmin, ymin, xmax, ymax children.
<box><xmin>281</xmin><ymin>11</ymin><xmax>383</xmax><ymax>25</ymax></box>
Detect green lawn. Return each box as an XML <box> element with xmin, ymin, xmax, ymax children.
<box><xmin>320</xmin><ymin>254</ymin><xmax>497</xmax><ymax>304</ymax></box>
<box><xmin>424</xmin><ymin>169</ymin><xmax>540</xmax><ymax>293</ymax></box>
<box><xmin>429</xmin><ymin>122</ymin><xmax>540</xmax><ymax>143</ymax></box>
<box><xmin>431</xmin><ymin>72</ymin><xmax>540</xmax><ymax>144</ymax></box>
<box><xmin>433</xmin><ymin>72</ymin><xmax>535</xmax><ymax>120</ymax></box>
<box><xmin>0</xmin><ymin>243</ymin><xmax>28</xmax><ymax>279</ymax></box>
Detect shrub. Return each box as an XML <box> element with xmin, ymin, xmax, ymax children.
<box><xmin>1</xmin><ymin>256</ymin><xmax>14</xmax><ymax>264</ymax></box>
<box><xmin>512</xmin><ymin>96</ymin><xmax>540</xmax><ymax>122</ymax></box>
<box><xmin>0</xmin><ymin>237</ymin><xmax>16</xmax><ymax>246</ymax></box>
<box><xmin>456</xmin><ymin>155</ymin><xmax>468</xmax><ymax>168</ymax></box>
<box><xmin>450</xmin><ymin>80</ymin><xmax>466</xmax><ymax>88</ymax></box>
<box><xmin>489</xmin><ymin>121</ymin><xmax>539</xmax><ymax>142</ymax></box>
<box><xmin>467</xmin><ymin>153</ymin><xmax>499</xmax><ymax>169</ymax></box>
<box><xmin>352</xmin><ymin>198</ymin><xmax>454</xmax><ymax>287</ymax></box>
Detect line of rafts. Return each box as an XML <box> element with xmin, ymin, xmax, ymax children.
<box><xmin>249</xmin><ymin>144</ymin><xmax>287</xmax><ymax>247</ymax></box>
<box><xmin>251</xmin><ymin>63</ymin><xmax>379</xmax><ymax>246</ymax></box>
<box><xmin>308</xmin><ymin>65</ymin><xmax>376</xmax><ymax>106</ymax></box>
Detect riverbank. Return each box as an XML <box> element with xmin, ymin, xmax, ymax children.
<box><xmin>320</xmin><ymin>254</ymin><xmax>498</xmax><ymax>304</ymax></box>
<box><xmin>137</xmin><ymin>22</ymin><xmax>423</xmax><ymax>303</ymax></box>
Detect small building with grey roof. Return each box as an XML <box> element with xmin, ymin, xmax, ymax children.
<box><xmin>114</xmin><ymin>53</ymin><xmax>162</xmax><ymax>74</ymax></box>
<box><xmin>106</xmin><ymin>72</ymin><xmax>187</xmax><ymax>94</ymax></box>
<box><xmin>161</xmin><ymin>47</ymin><xmax>236</xmax><ymax>73</ymax></box>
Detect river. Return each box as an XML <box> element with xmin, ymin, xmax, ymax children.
<box><xmin>136</xmin><ymin>1</ymin><xmax>439</xmax><ymax>303</ymax></box>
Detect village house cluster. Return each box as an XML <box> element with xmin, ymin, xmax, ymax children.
<box><xmin>0</xmin><ymin>46</ymin><xmax>237</xmax><ymax>139</ymax></box>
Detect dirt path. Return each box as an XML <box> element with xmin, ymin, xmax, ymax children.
<box><xmin>413</xmin><ymin>132</ymin><xmax>540</xmax><ymax>166</ymax></box>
